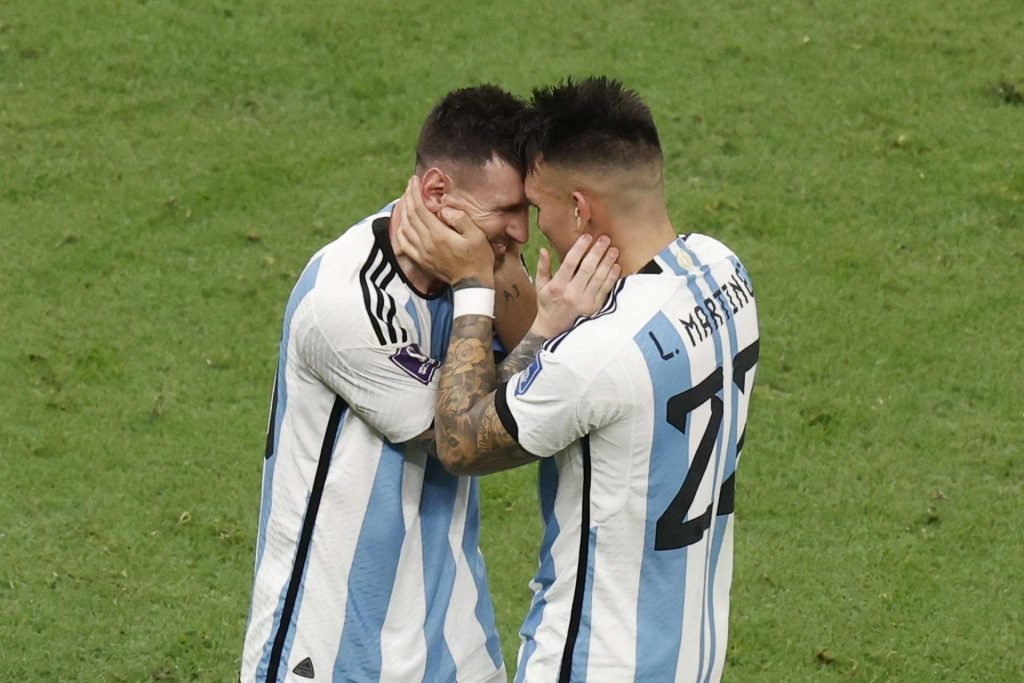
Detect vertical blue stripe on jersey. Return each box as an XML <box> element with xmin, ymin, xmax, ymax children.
<box><xmin>427</xmin><ymin>292</ymin><xmax>454</xmax><ymax>361</ymax></box>
<box><xmin>515</xmin><ymin>457</ymin><xmax>561</xmax><ymax>682</ymax></box>
<box><xmin>404</xmin><ymin>298</ymin><xmax>424</xmax><ymax>342</ymax></box>
<box><xmin>701</xmin><ymin>514</ymin><xmax>732</xmax><ymax>683</ymax></box>
<box><xmin>568</xmin><ymin>528</ymin><xmax>598</xmax><ymax>682</ymax></box>
<box><xmin>254</xmin><ymin>255</ymin><xmax>323</xmax><ymax>580</ymax></box>
<box><xmin>463</xmin><ymin>477</ymin><xmax>504</xmax><ymax>669</ymax></box>
<box><xmin>634</xmin><ymin>312</ymin><xmax>693</xmax><ymax>679</ymax></box>
<box><xmin>675</xmin><ymin>238</ymin><xmax>741</xmax><ymax>683</ymax></box>
<box><xmin>333</xmin><ymin>442</ymin><xmax>407</xmax><ymax>680</ymax></box>
<box><xmin>419</xmin><ymin>457</ymin><xmax>460</xmax><ymax>681</ymax></box>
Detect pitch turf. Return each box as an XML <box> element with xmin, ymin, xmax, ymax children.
<box><xmin>1</xmin><ymin>1</ymin><xmax>1021</xmax><ymax>680</ymax></box>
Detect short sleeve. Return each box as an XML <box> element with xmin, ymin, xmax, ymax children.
<box><xmin>496</xmin><ymin>345</ymin><xmax>623</xmax><ymax>457</ymax></box>
<box><xmin>300</xmin><ymin>320</ymin><xmax>438</xmax><ymax>444</ymax></box>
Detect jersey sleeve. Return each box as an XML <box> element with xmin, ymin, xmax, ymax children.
<box><xmin>297</xmin><ymin>309</ymin><xmax>439</xmax><ymax>444</ymax></box>
<box><xmin>494</xmin><ymin>344</ymin><xmax>623</xmax><ymax>457</ymax></box>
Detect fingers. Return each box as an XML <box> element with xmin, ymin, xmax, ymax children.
<box><xmin>563</xmin><ymin>235</ymin><xmax>611</xmax><ymax>297</ymax></box>
<box><xmin>440</xmin><ymin>207</ymin><xmax>473</xmax><ymax>235</ymax></box>
<box><xmin>553</xmin><ymin>234</ymin><xmax>595</xmax><ymax>284</ymax></box>
<box><xmin>583</xmin><ymin>243</ymin><xmax>619</xmax><ymax>307</ymax></box>
<box><xmin>535</xmin><ymin>248</ymin><xmax>552</xmax><ymax>289</ymax></box>
<box><xmin>588</xmin><ymin>257</ymin><xmax>621</xmax><ymax>312</ymax></box>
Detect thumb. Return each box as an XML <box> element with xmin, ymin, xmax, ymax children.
<box><xmin>535</xmin><ymin>248</ymin><xmax>551</xmax><ymax>289</ymax></box>
<box><xmin>439</xmin><ymin>207</ymin><xmax>472</xmax><ymax>234</ymax></box>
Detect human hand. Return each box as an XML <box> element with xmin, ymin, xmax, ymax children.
<box><xmin>531</xmin><ymin>234</ymin><xmax>620</xmax><ymax>339</ymax></box>
<box><xmin>395</xmin><ymin>176</ymin><xmax>496</xmax><ymax>287</ymax></box>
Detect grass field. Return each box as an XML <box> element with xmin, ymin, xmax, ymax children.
<box><xmin>2</xmin><ymin>1</ymin><xmax>1022</xmax><ymax>680</ymax></box>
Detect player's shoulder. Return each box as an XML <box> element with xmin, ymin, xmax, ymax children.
<box><xmin>540</xmin><ymin>276</ymin><xmax>669</xmax><ymax>365</ymax></box>
<box><xmin>291</xmin><ymin>203</ymin><xmax>402</xmax><ymax>347</ymax></box>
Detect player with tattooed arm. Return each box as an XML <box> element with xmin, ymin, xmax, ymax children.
<box><xmin>397</xmin><ymin>77</ymin><xmax>760</xmax><ymax>683</ymax></box>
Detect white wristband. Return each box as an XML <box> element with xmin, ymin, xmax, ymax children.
<box><xmin>453</xmin><ymin>287</ymin><xmax>495</xmax><ymax>319</ymax></box>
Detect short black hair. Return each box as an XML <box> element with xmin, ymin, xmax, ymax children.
<box><xmin>519</xmin><ymin>76</ymin><xmax>662</xmax><ymax>172</ymax></box>
<box><xmin>415</xmin><ymin>85</ymin><xmax>527</xmax><ymax>171</ymax></box>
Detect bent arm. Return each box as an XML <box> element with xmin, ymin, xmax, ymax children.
<box><xmin>435</xmin><ymin>310</ymin><xmax>539</xmax><ymax>475</ymax></box>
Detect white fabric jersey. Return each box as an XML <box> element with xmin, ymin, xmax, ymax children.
<box><xmin>241</xmin><ymin>205</ymin><xmax>505</xmax><ymax>683</ymax></box>
<box><xmin>496</xmin><ymin>234</ymin><xmax>759</xmax><ymax>683</ymax></box>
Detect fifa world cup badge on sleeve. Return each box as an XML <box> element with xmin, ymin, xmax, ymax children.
<box><xmin>515</xmin><ymin>354</ymin><xmax>544</xmax><ymax>396</ymax></box>
<box><xmin>390</xmin><ymin>343</ymin><xmax>441</xmax><ymax>385</ymax></box>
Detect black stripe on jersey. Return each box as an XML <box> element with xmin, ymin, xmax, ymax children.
<box><xmin>368</xmin><ymin>248</ymin><xmax>399</xmax><ymax>344</ymax></box>
<box><xmin>638</xmin><ymin>259</ymin><xmax>663</xmax><ymax>274</ymax></box>
<box><xmin>359</xmin><ymin>245</ymin><xmax>388</xmax><ymax>346</ymax></box>
<box><xmin>493</xmin><ymin>381</ymin><xmax>519</xmax><ymax>441</ymax></box>
<box><xmin>732</xmin><ymin>339</ymin><xmax>759</xmax><ymax>392</ymax></box>
<box><xmin>558</xmin><ymin>435</ymin><xmax>592</xmax><ymax>683</ymax></box>
<box><xmin>264</xmin><ymin>372</ymin><xmax>279</xmax><ymax>459</ymax></box>
<box><xmin>359</xmin><ymin>242</ymin><xmax>407</xmax><ymax>346</ymax></box>
<box><xmin>264</xmin><ymin>395</ymin><xmax>348</xmax><ymax>683</ymax></box>
<box><xmin>376</xmin><ymin>265</ymin><xmax>408</xmax><ymax>344</ymax></box>
<box><xmin>717</xmin><ymin>472</ymin><xmax>736</xmax><ymax>516</ymax></box>
<box><xmin>545</xmin><ymin>278</ymin><xmax>626</xmax><ymax>354</ymax></box>
<box><xmin>372</xmin><ymin>216</ymin><xmax>448</xmax><ymax>300</ymax></box>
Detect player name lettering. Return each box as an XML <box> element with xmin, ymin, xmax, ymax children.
<box><xmin>679</xmin><ymin>266</ymin><xmax>754</xmax><ymax>348</ymax></box>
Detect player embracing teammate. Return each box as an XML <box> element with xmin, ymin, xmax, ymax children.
<box><xmin>242</xmin><ymin>77</ymin><xmax>758</xmax><ymax>683</ymax></box>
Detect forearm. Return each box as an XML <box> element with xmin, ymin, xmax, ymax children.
<box><xmin>436</xmin><ymin>314</ymin><xmax>541</xmax><ymax>474</ymax></box>
<box><xmin>497</xmin><ymin>331</ymin><xmax>547</xmax><ymax>383</ymax></box>
<box><xmin>436</xmin><ymin>314</ymin><xmax>498</xmax><ymax>472</ymax></box>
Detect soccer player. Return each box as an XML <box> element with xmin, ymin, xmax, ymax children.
<box><xmin>240</xmin><ymin>85</ymin><xmax>539</xmax><ymax>683</ymax></box>
<box><xmin>397</xmin><ymin>77</ymin><xmax>761</xmax><ymax>682</ymax></box>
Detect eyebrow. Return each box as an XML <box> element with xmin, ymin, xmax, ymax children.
<box><xmin>493</xmin><ymin>200</ymin><xmax>529</xmax><ymax>213</ymax></box>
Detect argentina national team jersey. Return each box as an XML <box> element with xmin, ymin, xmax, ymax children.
<box><xmin>241</xmin><ymin>205</ymin><xmax>505</xmax><ymax>683</ymax></box>
<box><xmin>495</xmin><ymin>234</ymin><xmax>759</xmax><ymax>683</ymax></box>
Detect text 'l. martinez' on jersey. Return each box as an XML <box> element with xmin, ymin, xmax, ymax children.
<box><xmin>495</xmin><ymin>233</ymin><xmax>759</xmax><ymax>683</ymax></box>
<box><xmin>241</xmin><ymin>204</ymin><xmax>505</xmax><ymax>683</ymax></box>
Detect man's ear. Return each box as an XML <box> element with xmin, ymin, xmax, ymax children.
<box><xmin>420</xmin><ymin>167</ymin><xmax>447</xmax><ymax>212</ymax></box>
<box><xmin>572</xmin><ymin>191</ymin><xmax>591</xmax><ymax>234</ymax></box>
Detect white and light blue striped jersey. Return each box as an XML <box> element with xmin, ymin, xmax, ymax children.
<box><xmin>241</xmin><ymin>205</ymin><xmax>505</xmax><ymax>683</ymax></box>
<box><xmin>494</xmin><ymin>234</ymin><xmax>759</xmax><ymax>683</ymax></box>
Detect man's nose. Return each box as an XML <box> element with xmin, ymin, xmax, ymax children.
<box><xmin>507</xmin><ymin>211</ymin><xmax>529</xmax><ymax>244</ymax></box>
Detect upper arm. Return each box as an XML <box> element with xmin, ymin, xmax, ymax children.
<box><xmin>494</xmin><ymin>344</ymin><xmax>623</xmax><ymax>458</ymax></box>
<box><xmin>438</xmin><ymin>389</ymin><xmax>540</xmax><ymax>476</ymax></box>
<box><xmin>298</xmin><ymin>309</ymin><xmax>439</xmax><ymax>444</ymax></box>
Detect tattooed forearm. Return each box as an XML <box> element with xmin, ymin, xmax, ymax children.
<box><xmin>497</xmin><ymin>331</ymin><xmax>547</xmax><ymax>383</ymax></box>
<box><xmin>436</xmin><ymin>314</ymin><xmax>538</xmax><ymax>475</ymax></box>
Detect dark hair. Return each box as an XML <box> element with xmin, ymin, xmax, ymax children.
<box><xmin>415</xmin><ymin>85</ymin><xmax>527</xmax><ymax>172</ymax></box>
<box><xmin>519</xmin><ymin>76</ymin><xmax>662</xmax><ymax>172</ymax></box>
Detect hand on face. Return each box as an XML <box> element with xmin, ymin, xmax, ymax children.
<box><xmin>395</xmin><ymin>176</ymin><xmax>496</xmax><ymax>287</ymax></box>
<box><xmin>531</xmin><ymin>234</ymin><xmax>620</xmax><ymax>338</ymax></box>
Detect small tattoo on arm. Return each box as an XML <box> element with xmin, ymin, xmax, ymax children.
<box><xmin>454</xmin><ymin>277</ymin><xmax>488</xmax><ymax>291</ymax></box>
<box><xmin>498</xmin><ymin>332</ymin><xmax>546</xmax><ymax>383</ymax></box>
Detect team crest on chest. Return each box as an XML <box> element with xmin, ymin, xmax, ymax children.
<box><xmin>390</xmin><ymin>343</ymin><xmax>440</xmax><ymax>385</ymax></box>
<box><xmin>515</xmin><ymin>354</ymin><xmax>544</xmax><ymax>396</ymax></box>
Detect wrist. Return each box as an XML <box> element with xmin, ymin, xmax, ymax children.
<box><xmin>529</xmin><ymin>318</ymin><xmax>557</xmax><ymax>339</ymax></box>
<box><xmin>453</xmin><ymin>273</ymin><xmax>495</xmax><ymax>290</ymax></box>
<box><xmin>454</xmin><ymin>287</ymin><xmax>495</xmax><ymax>319</ymax></box>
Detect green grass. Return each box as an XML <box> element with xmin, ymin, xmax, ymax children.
<box><xmin>2</xmin><ymin>1</ymin><xmax>1022</xmax><ymax>680</ymax></box>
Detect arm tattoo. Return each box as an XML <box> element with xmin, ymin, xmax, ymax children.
<box><xmin>436</xmin><ymin>314</ymin><xmax>538</xmax><ymax>474</ymax></box>
<box><xmin>497</xmin><ymin>331</ymin><xmax>547</xmax><ymax>383</ymax></box>
<box><xmin>453</xmin><ymin>277</ymin><xmax>488</xmax><ymax>290</ymax></box>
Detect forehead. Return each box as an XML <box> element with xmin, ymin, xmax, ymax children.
<box><xmin>525</xmin><ymin>161</ymin><xmax>569</xmax><ymax>201</ymax></box>
<box><xmin>459</xmin><ymin>157</ymin><xmax>525</xmax><ymax>205</ymax></box>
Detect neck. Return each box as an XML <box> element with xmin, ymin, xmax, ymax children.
<box><xmin>604</xmin><ymin>211</ymin><xmax>679</xmax><ymax>276</ymax></box>
<box><xmin>389</xmin><ymin>201</ymin><xmax>443</xmax><ymax>295</ymax></box>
